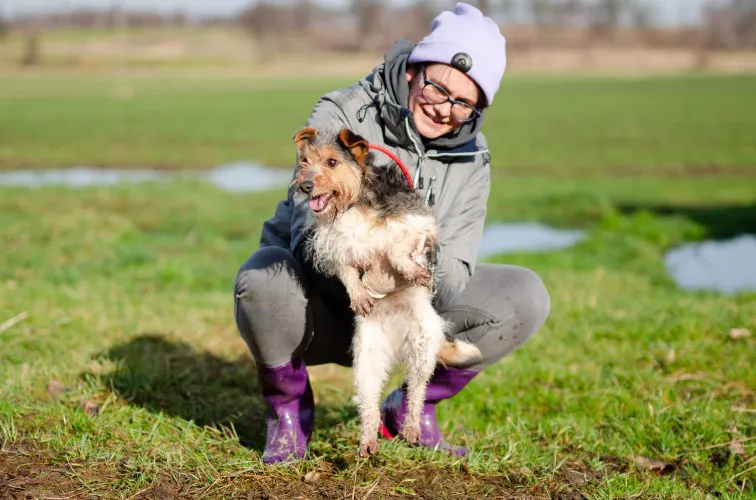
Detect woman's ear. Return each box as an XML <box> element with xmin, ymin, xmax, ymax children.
<box><xmin>405</xmin><ymin>64</ymin><xmax>418</xmax><ymax>83</ymax></box>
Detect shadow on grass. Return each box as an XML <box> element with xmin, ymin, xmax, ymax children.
<box><xmin>98</xmin><ymin>333</ymin><xmax>356</xmax><ymax>453</ymax></box>
<box><xmin>617</xmin><ymin>202</ymin><xmax>756</xmax><ymax>240</ymax></box>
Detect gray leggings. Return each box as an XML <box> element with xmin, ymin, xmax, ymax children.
<box><xmin>234</xmin><ymin>246</ymin><xmax>550</xmax><ymax>371</ymax></box>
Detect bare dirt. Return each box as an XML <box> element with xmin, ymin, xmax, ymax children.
<box><xmin>0</xmin><ymin>442</ymin><xmax>599</xmax><ymax>499</ymax></box>
<box><xmin>0</xmin><ymin>443</ymin><xmax>111</xmax><ymax>499</ymax></box>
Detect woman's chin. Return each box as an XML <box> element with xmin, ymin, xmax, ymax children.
<box><xmin>416</xmin><ymin>119</ymin><xmax>452</xmax><ymax>139</ymax></box>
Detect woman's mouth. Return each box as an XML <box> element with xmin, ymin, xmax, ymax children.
<box><xmin>423</xmin><ymin>109</ymin><xmax>448</xmax><ymax>128</ymax></box>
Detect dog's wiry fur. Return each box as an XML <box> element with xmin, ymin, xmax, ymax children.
<box><xmin>292</xmin><ymin>127</ymin><xmax>481</xmax><ymax>457</ymax></box>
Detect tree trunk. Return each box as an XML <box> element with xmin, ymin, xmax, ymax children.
<box><xmin>21</xmin><ymin>36</ymin><xmax>40</xmax><ymax>66</ymax></box>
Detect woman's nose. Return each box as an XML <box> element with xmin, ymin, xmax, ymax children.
<box><xmin>433</xmin><ymin>100</ymin><xmax>453</xmax><ymax>117</ymax></box>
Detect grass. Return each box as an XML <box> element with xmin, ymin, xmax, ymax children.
<box><xmin>0</xmin><ymin>72</ymin><xmax>755</xmax><ymax>173</ymax></box>
<box><xmin>0</xmin><ymin>69</ymin><xmax>755</xmax><ymax>498</ymax></box>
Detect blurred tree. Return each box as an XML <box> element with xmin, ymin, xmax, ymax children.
<box><xmin>477</xmin><ymin>0</ymin><xmax>492</xmax><ymax>16</ymax></box>
<box><xmin>409</xmin><ymin>0</ymin><xmax>436</xmax><ymax>36</ymax></box>
<box><xmin>18</xmin><ymin>13</ymin><xmax>43</xmax><ymax>66</ymax></box>
<box><xmin>105</xmin><ymin>2</ymin><xmax>124</xmax><ymax>29</ymax></box>
<box><xmin>731</xmin><ymin>0</ymin><xmax>756</xmax><ymax>47</ymax></box>
<box><xmin>587</xmin><ymin>0</ymin><xmax>632</xmax><ymax>41</ymax></box>
<box><xmin>293</xmin><ymin>0</ymin><xmax>314</xmax><ymax>33</ymax></box>
<box><xmin>0</xmin><ymin>13</ymin><xmax>7</xmax><ymax>39</ymax></box>
<box><xmin>238</xmin><ymin>1</ymin><xmax>286</xmax><ymax>61</ymax></box>
<box><xmin>548</xmin><ymin>0</ymin><xmax>585</xmax><ymax>28</ymax></box>
<box><xmin>562</xmin><ymin>0</ymin><xmax>585</xmax><ymax>27</ymax></box>
<box><xmin>172</xmin><ymin>9</ymin><xmax>188</xmax><ymax>27</ymax></box>
<box><xmin>530</xmin><ymin>0</ymin><xmax>552</xmax><ymax>27</ymax></box>
<box><xmin>698</xmin><ymin>0</ymin><xmax>756</xmax><ymax>65</ymax></box>
<box><xmin>500</xmin><ymin>0</ymin><xmax>517</xmax><ymax>19</ymax></box>
<box><xmin>239</xmin><ymin>2</ymin><xmax>284</xmax><ymax>37</ymax></box>
<box><xmin>351</xmin><ymin>0</ymin><xmax>385</xmax><ymax>50</ymax></box>
<box><xmin>589</xmin><ymin>0</ymin><xmax>624</xmax><ymax>29</ymax></box>
<box><xmin>21</xmin><ymin>35</ymin><xmax>40</xmax><ymax>66</ymax></box>
<box><xmin>630</xmin><ymin>1</ymin><xmax>655</xmax><ymax>29</ymax></box>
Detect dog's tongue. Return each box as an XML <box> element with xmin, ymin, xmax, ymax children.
<box><xmin>309</xmin><ymin>195</ymin><xmax>328</xmax><ymax>212</ymax></box>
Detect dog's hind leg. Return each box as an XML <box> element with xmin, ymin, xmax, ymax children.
<box><xmin>401</xmin><ymin>294</ymin><xmax>446</xmax><ymax>445</ymax></box>
<box><xmin>353</xmin><ymin>315</ymin><xmax>394</xmax><ymax>457</ymax></box>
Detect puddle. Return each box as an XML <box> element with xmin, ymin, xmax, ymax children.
<box><xmin>202</xmin><ymin>162</ymin><xmax>291</xmax><ymax>193</ymax></box>
<box><xmin>0</xmin><ymin>163</ymin><xmax>292</xmax><ymax>193</ymax></box>
<box><xmin>0</xmin><ymin>167</ymin><xmax>166</xmax><ymax>188</ymax></box>
<box><xmin>664</xmin><ymin>235</ymin><xmax>756</xmax><ymax>295</ymax></box>
<box><xmin>478</xmin><ymin>222</ymin><xmax>586</xmax><ymax>259</ymax></box>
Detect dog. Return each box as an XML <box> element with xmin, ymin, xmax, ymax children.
<box><xmin>292</xmin><ymin>127</ymin><xmax>481</xmax><ymax>457</ymax></box>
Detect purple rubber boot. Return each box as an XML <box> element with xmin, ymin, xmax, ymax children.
<box><xmin>379</xmin><ymin>365</ymin><xmax>478</xmax><ymax>457</ymax></box>
<box><xmin>257</xmin><ymin>358</ymin><xmax>315</xmax><ymax>464</ymax></box>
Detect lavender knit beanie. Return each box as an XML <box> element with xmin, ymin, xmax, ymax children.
<box><xmin>408</xmin><ymin>2</ymin><xmax>507</xmax><ymax>106</ymax></box>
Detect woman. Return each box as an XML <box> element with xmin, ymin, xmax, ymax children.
<box><xmin>234</xmin><ymin>2</ymin><xmax>550</xmax><ymax>464</ymax></box>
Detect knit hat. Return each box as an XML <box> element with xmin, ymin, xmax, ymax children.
<box><xmin>408</xmin><ymin>2</ymin><xmax>507</xmax><ymax>106</ymax></box>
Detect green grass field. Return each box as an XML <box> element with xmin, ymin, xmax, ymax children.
<box><xmin>0</xmin><ymin>70</ymin><xmax>755</xmax><ymax>498</ymax></box>
<box><xmin>1</xmin><ymin>72</ymin><xmax>755</xmax><ymax>173</ymax></box>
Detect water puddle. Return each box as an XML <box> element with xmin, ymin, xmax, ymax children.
<box><xmin>201</xmin><ymin>162</ymin><xmax>291</xmax><ymax>193</ymax></box>
<box><xmin>664</xmin><ymin>235</ymin><xmax>756</xmax><ymax>295</ymax></box>
<box><xmin>8</xmin><ymin>168</ymin><xmax>751</xmax><ymax>296</ymax></box>
<box><xmin>478</xmin><ymin>222</ymin><xmax>586</xmax><ymax>259</ymax></box>
<box><xmin>0</xmin><ymin>163</ymin><xmax>292</xmax><ymax>193</ymax></box>
<box><xmin>0</xmin><ymin>167</ymin><xmax>166</xmax><ymax>188</ymax></box>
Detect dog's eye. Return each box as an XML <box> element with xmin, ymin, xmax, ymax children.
<box><xmin>326</xmin><ymin>158</ymin><xmax>338</xmax><ymax>168</ymax></box>
<box><xmin>300</xmin><ymin>157</ymin><xmax>309</xmax><ymax>165</ymax></box>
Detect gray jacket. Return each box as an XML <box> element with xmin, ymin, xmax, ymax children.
<box><xmin>260</xmin><ymin>41</ymin><xmax>492</xmax><ymax>309</ymax></box>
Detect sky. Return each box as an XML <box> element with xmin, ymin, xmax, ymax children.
<box><xmin>1</xmin><ymin>0</ymin><xmax>725</xmax><ymax>26</ymax></box>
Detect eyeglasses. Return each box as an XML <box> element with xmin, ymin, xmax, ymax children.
<box><xmin>420</xmin><ymin>65</ymin><xmax>481</xmax><ymax>123</ymax></box>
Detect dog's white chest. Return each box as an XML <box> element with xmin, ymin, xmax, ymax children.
<box><xmin>310</xmin><ymin>209</ymin><xmax>393</xmax><ymax>269</ymax></box>
<box><xmin>331</xmin><ymin>210</ymin><xmax>381</xmax><ymax>252</ymax></box>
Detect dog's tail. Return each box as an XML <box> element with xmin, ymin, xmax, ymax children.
<box><xmin>436</xmin><ymin>339</ymin><xmax>483</xmax><ymax>367</ymax></box>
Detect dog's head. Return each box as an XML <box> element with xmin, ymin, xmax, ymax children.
<box><xmin>291</xmin><ymin>127</ymin><xmax>370</xmax><ymax>220</ymax></box>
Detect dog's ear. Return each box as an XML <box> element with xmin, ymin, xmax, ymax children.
<box><xmin>293</xmin><ymin>128</ymin><xmax>318</xmax><ymax>148</ymax></box>
<box><xmin>338</xmin><ymin>128</ymin><xmax>369</xmax><ymax>165</ymax></box>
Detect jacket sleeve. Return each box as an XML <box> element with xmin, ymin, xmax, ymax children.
<box><xmin>288</xmin><ymin>96</ymin><xmax>351</xmax><ymax>263</ymax></box>
<box><xmin>433</xmin><ymin>158</ymin><xmax>490</xmax><ymax>310</ymax></box>
<box><xmin>259</xmin><ymin>95</ymin><xmax>350</xmax><ymax>255</ymax></box>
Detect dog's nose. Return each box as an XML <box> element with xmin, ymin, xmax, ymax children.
<box><xmin>299</xmin><ymin>180</ymin><xmax>314</xmax><ymax>194</ymax></box>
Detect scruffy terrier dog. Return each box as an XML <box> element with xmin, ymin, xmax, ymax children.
<box><xmin>292</xmin><ymin>127</ymin><xmax>479</xmax><ymax>457</ymax></box>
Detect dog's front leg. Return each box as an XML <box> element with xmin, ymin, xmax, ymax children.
<box><xmin>337</xmin><ymin>265</ymin><xmax>374</xmax><ymax>316</ymax></box>
<box><xmin>387</xmin><ymin>236</ymin><xmax>431</xmax><ymax>288</ymax></box>
<box><xmin>353</xmin><ymin>316</ymin><xmax>394</xmax><ymax>457</ymax></box>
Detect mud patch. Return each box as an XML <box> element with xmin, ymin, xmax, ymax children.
<box><xmin>0</xmin><ymin>442</ymin><xmax>596</xmax><ymax>499</ymax></box>
<box><xmin>0</xmin><ymin>443</ymin><xmax>111</xmax><ymax>499</ymax></box>
<box><xmin>184</xmin><ymin>464</ymin><xmax>555</xmax><ymax>500</ymax></box>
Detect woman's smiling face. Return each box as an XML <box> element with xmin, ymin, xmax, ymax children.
<box><xmin>405</xmin><ymin>63</ymin><xmax>482</xmax><ymax>139</ymax></box>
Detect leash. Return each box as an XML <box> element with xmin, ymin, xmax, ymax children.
<box><xmin>368</xmin><ymin>144</ymin><xmax>414</xmax><ymax>189</ymax></box>
<box><xmin>367</xmin><ymin>143</ymin><xmax>438</xmax><ymax>299</ymax></box>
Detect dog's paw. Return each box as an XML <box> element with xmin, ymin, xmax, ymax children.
<box><xmin>407</xmin><ymin>266</ymin><xmax>431</xmax><ymax>288</ymax></box>
<box><xmin>400</xmin><ymin>426</ymin><xmax>421</xmax><ymax>445</ymax></box>
<box><xmin>358</xmin><ymin>439</ymin><xmax>378</xmax><ymax>458</ymax></box>
<box><xmin>350</xmin><ymin>293</ymin><xmax>375</xmax><ymax>317</ymax></box>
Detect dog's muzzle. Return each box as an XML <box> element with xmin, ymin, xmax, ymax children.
<box><xmin>298</xmin><ymin>180</ymin><xmax>314</xmax><ymax>195</ymax></box>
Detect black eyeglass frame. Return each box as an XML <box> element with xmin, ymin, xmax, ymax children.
<box><xmin>420</xmin><ymin>64</ymin><xmax>482</xmax><ymax>123</ymax></box>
